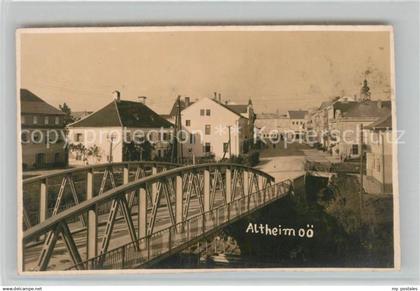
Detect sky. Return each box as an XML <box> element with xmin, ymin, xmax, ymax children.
<box><xmin>19</xmin><ymin>28</ymin><xmax>392</xmax><ymax>114</ymax></box>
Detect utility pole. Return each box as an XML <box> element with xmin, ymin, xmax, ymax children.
<box><xmin>108</xmin><ymin>134</ymin><xmax>114</xmax><ymax>163</ymax></box>
<box><xmin>171</xmin><ymin>95</ymin><xmax>183</xmax><ymax>164</ymax></box>
<box><xmin>228</xmin><ymin>126</ymin><xmax>232</xmax><ymax>159</ymax></box>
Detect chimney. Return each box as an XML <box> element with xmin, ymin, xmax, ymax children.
<box><xmin>214</xmin><ymin>92</ymin><xmax>217</xmax><ymax>100</ymax></box>
<box><xmin>138</xmin><ymin>96</ymin><xmax>147</xmax><ymax>104</ymax></box>
<box><xmin>185</xmin><ymin>97</ymin><xmax>190</xmax><ymax>107</ymax></box>
<box><xmin>112</xmin><ymin>90</ymin><xmax>121</xmax><ymax>102</ymax></box>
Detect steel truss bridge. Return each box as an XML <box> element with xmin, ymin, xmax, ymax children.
<box><xmin>21</xmin><ymin>161</ymin><xmax>293</xmax><ymax>271</ymax></box>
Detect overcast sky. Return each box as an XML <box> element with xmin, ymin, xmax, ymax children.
<box><xmin>19</xmin><ymin>28</ymin><xmax>392</xmax><ymax>114</ymax></box>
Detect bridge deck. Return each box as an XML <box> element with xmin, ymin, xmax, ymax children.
<box><xmin>23</xmin><ymin>194</ymin><xmax>218</xmax><ymax>271</ymax></box>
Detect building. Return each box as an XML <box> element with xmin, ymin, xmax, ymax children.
<box><xmin>255</xmin><ymin>112</ymin><xmax>289</xmax><ymax>143</ymax></box>
<box><xmin>327</xmin><ymin>100</ymin><xmax>391</xmax><ymax>159</ymax></box>
<box><xmin>71</xmin><ymin>111</ymin><xmax>93</xmax><ymax>121</ymax></box>
<box><xmin>162</xmin><ymin>96</ymin><xmax>195</xmax><ymax>124</ymax></box>
<box><xmin>20</xmin><ymin>89</ymin><xmax>67</xmax><ymax>170</ymax></box>
<box><xmin>287</xmin><ymin>110</ymin><xmax>308</xmax><ymax>139</ymax></box>
<box><xmin>67</xmin><ymin>92</ymin><xmax>173</xmax><ymax>165</ymax></box>
<box><xmin>308</xmin><ymin>96</ymin><xmax>359</xmax><ymax>147</ymax></box>
<box><xmin>365</xmin><ymin>114</ymin><xmax>393</xmax><ymax>193</ymax></box>
<box><xmin>180</xmin><ymin>97</ymin><xmax>250</xmax><ymax>160</ymax></box>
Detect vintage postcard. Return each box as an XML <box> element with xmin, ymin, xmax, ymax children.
<box><xmin>17</xmin><ymin>26</ymin><xmax>399</xmax><ymax>273</ymax></box>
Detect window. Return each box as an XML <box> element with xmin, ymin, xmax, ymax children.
<box><xmin>200</xmin><ymin>109</ymin><xmax>205</xmax><ymax>116</ymax></box>
<box><xmin>21</xmin><ymin>116</ymin><xmax>26</xmax><ymax>124</ymax></box>
<box><xmin>186</xmin><ymin>120</ymin><xmax>191</xmax><ymax>126</ymax></box>
<box><xmin>352</xmin><ymin>144</ymin><xmax>359</xmax><ymax>155</ymax></box>
<box><xmin>44</xmin><ymin>116</ymin><xmax>49</xmax><ymax>125</ymax></box>
<box><xmin>55</xmin><ymin>116</ymin><xmax>60</xmax><ymax>125</ymax></box>
<box><xmin>189</xmin><ymin>134</ymin><xmax>195</xmax><ymax>144</ymax></box>
<box><xmin>204</xmin><ymin>143</ymin><xmax>211</xmax><ymax>153</ymax></box>
<box><xmin>21</xmin><ymin>132</ymin><xmax>29</xmax><ymax>143</ymax></box>
<box><xmin>33</xmin><ymin>116</ymin><xmax>38</xmax><ymax>124</ymax></box>
<box><xmin>292</xmin><ymin>121</ymin><xmax>295</xmax><ymax>125</ymax></box>
<box><xmin>75</xmin><ymin>133</ymin><xmax>84</xmax><ymax>142</ymax></box>
<box><xmin>206</xmin><ymin>109</ymin><xmax>211</xmax><ymax>116</ymax></box>
<box><xmin>205</xmin><ymin>125</ymin><xmax>211</xmax><ymax>135</ymax></box>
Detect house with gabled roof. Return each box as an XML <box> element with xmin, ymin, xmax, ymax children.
<box><xmin>327</xmin><ymin>100</ymin><xmax>391</xmax><ymax>159</ymax></box>
<box><xmin>67</xmin><ymin>92</ymin><xmax>173</xmax><ymax>165</ymax></box>
<box><xmin>180</xmin><ymin>97</ymin><xmax>250</xmax><ymax>160</ymax></box>
<box><xmin>20</xmin><ymin>89</ymin><xmax>67</xmax><ymax>170</ymax></box>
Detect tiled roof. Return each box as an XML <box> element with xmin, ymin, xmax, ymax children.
<box><xmin>225</xmin><ymin>104</ymin><xmax>248</xmax><ymax>114</ymax></box>
<box><xmin>20</xmin><ymin>89</ymin><xmax>65</xmax><ymax>115</ymax></box>
<box><xmin>288</xmin><ymin>110</ymin><xmax>308</xmax><ymax>119</ymax></box>
<box><xmin>341</xmin><ymin>100</ymin><xmax>391</xmax><ymax>118</ymax></box>
<box><xmin>169</xmin><ymin>98</ymin><xmax>195</xmax><ymax>116</ymax></box>
<box><xmin>366</xmin><ymin>114</ymin><xmax>392</xmax><ymax>130</ymax></box>
<box><xmin>69</xmin><ymin>100</ymin><xmax>173</xmax><ymax>128</ymax></box>
<box><xmin>210</xmin><ymin>99</ymin><xmax>246</xmax><ymax>118</ymax></box>
<box><xmin>71</xmin><ymin>111</ymin><xmax>93</xmax><ymax>120</ymax></box>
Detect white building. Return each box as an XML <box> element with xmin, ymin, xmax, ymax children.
<box><xmin>365</xmin><ymin>114</ymin><xmax>393</xmax><ymax>193</ymax></box>
<box><xmin>255</xmin><ymin>112</ymin><xmax>289</xmax><ymax>141</ymax></box>
<box><xmin>181</xmin><ymin>97</ymin><xmax>249</xmax><ymax>160</ymax></box>
<box><xmin>67</xmin><ymin>93</ymin><xmax>173</xmax><ymax>165</ymax></box>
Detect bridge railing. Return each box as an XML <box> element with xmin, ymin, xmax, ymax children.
<box><xmin>22</xmin><ymin>161</ymin><xmax>180</xmax><ymax>229</ymax></box>
<box><xmin>22</xmin><ymin>163</ymin><xmax>276</xmax><ymax>271</ymax></box>
<box><xmin>66</xmin><ymin>179</ymin><xmax>292</xmax><ymax>270</ymax></box>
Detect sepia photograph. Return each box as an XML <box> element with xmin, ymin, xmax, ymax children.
<box><xmin>16</xmin><ymin>26</ymin><xmax>399</xmax><ymax>273</ymax></box>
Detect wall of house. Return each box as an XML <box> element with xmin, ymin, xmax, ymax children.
<box><xmin>329</xmin><ymin>118</ymin><xmax>377</xmax><ymax>158</ymax></box>
<box><xmin>366</xmin><ymin>130</ymin><xmax>393</xmax><ymax>189</ymax></box>
<box><xmin>20</xmin><ymin>115</ymin><xmax>67</xmax><ymax>170</ymax></box>
<box><xmin>255</xmin><ymin>117</ymin><xmax>289</xmax><ymax>136</ymax></box>
<box><xmin>181</xmin><ymin>98</ymin><xmax>245</xmax><ymax>160</ymax></box>
<box><xmin>67</xmin><ymin>127</ymin><xmax>123</xmax><ymax>165</ymax></box>
<box><xmin>21</xmin><ymin>137</ymin><xmax>66</xmax><ymax>170</ymax></box>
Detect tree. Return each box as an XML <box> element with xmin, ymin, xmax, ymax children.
<box><xmin>59</xmin><ymin>102</ymin><xmax>75</xmax><ymax>125</ymax></box>
<box><xmin>123</xmin><ymin>140</ymin><xmax>155</xmax><ymax>161</ymax></box>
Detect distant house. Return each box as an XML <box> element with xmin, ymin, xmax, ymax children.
<box><xmin>308</xmin><ymin>96</ymin><xmax>359</xmax><ymax>147</ymax></box>
<box><xmin>20</xmin><ymin>89</ymin><xmax>67</xmax><ymax>170</ymax></box>
<box><xmin>67</xmin><ymin>92</ymin><xmax>173</xmax><ymax>165</ymax></box>
<box><xmin>71</xmin><ymin>111</ymin><xmax>93</xmax><ymax>121</ymax></box>
<box><xmin>327</xmin><ymin>100</ymin><xmax>391</xmax><ymax>159</ymax></box>
<box><xmin>365</xmin><ymin>114</ymin><xmax>393</xmax><ymax>193</ymax></box>
<box><xmin>163</xmin><ymin>96</ymin><xmax>195</xmax><ymax>124</ymax></box>
<box><xmin>255</xmin><ymin>112</ymin><xmax>289</xmax><ymax>143</ymax></box>
<box><xmin>287</xmin><ymin>110</ymin><xmax>308</xmax><ymax>139</ymax></box>
<box><xmin>181</xmin><ymin>97</ymin><xmax>250</xmax><ymax>160</ymax></box>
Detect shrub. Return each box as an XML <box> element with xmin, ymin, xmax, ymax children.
<box><xmin>247</xmin><ymin>150</ymin><xmax>260</xmax><ymax>167</ymax></box>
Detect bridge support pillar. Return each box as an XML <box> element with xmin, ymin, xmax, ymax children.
<box><xmin>123</xmin><ymin>165</ymin><xmax>130</xmax><ymax>203</ymax></box>
<box><xmin>151</xmin><ymin>166</ymin><xmax>158</xmax><ymax>202</ymax></box>
<box><xmin>39</xmin><ymin>178</ymin><xmax>48</xmax><ymax>223</ymax></box>
<box><xmin>123</xmin><ymin>165</ymin><xmax>129</xmax><ymax>184</ymax></box>
<box><xmin>204</xmin><ymin>169</ymin><xmax>210</xmax><ymax>212</ymax></box>
<box><xmin>243</xmin><ymin>171</ymin><xmax>249</xmax><ymax>196</ymax></box>
<box><xmin>175</xmin><ymin>174</ymin><xmax>183</xmax><ymax>231</ymax></box>
<box><xmin>86</xmin><ymin>170</ymin><xmax>97</xmax><ymax>261</ymax></box>
<box><xmin>225</xmin><ymin>168</ymin><xmax>232</xmax><ymax>203</ymax></box>
<box><xmin>138</xmin><ymin>187</ymin><xmax>147</xmax><ymax>239</ymax></box>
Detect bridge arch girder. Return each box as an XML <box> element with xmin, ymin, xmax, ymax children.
<box><xmin>22</xmin><ymin>163</ymin><xmax>282</xmax><ymax>271</ymax></box>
